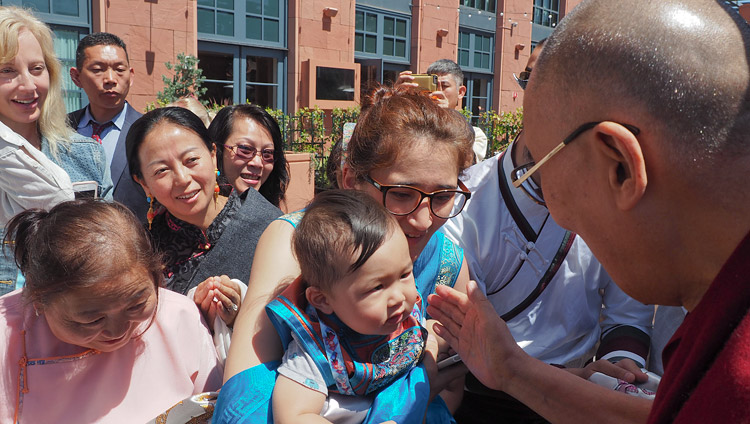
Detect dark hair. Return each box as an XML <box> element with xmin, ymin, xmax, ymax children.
<box><xmin>293</xmin><ymin>190</ymin><xmax>397</xmax><ymax>292</ymax></box>
<box><xmin>347</xmin><ymin>85</ymin><xmax>475</xmax><ymax>181</ymax></box>
<box><xmin>127</xmin><ymin>107</ymin><xmax>213</xmax><ymax>180</ymax></box>
<box><xmin>325</xmin><ymin>138</ymin><xmax>344</xmax><ymax>189</ymax></box>
<box><xmin>208</xmin><ymin>104</ymin><xmax>289</xmax><ymax>206</ymax></box>
<box><xmin>75</xmin><ymin>32</ymin><xmax>129</xmax><ymax>69</ymax></box>
<box><xmin>3</xmin><ymin>199</ymin><xmax>163</xmax><ymax>307</ymax></box>
<box><xmin>426</xmin><ymin>59</ymin><xmax>464</xmax><ymax>87</ymax></box>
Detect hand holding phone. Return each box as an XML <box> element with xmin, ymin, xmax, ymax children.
<box><xmin>412</xmin><ymin>74</ymin><xmax>438</xmax><ymax>92</ymax></box>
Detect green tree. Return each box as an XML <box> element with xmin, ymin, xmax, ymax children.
<box><xmin>156</xmin><ymin>53</ymin><xmax>207</xmax><ymax>105</ymax></box>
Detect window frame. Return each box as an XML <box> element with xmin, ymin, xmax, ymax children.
<box><xmin>198</xmin><ymin>41</ymin><xmax>286</xmax><ymax>111</ymax></box>
<box><xmin>533</xmin><ymin>0</ymin><xmax>560</xmax><ymax>28</ymax></box>
<box><xmin>457</xmin><ymin>29</ymin><xmax>494</xmax><ymax>73</ymax></box>
<box><xmin>197</xmin><ymin>0</ymin><xmax>286</xmax><ymax>49</ymax></box>
<box><xmin>459</xmin><ymin>0</ymin><xmax>497</xmax><ymax>13</ymax></box>
<box><xmin>354</xmin><ymin>6</ymin><xmax>410</xmax><ymax>66</ymax></box>
<box><xmin>462</xmin><ymin>72</ymin><xmax>492</xmax><ymax>125</ymax></box>
<box><xmin>7</xmin><ymin>0</ymin><xmax>90</xmax><ymax>27</ymax></box>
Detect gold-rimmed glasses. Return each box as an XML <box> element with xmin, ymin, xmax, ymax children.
<box><xmin>511</xmin><ymin>121</ymin><xmax>640</xmax><ymax>206</ymax></box>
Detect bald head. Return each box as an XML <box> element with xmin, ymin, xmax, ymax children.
<box><xmin>532</xmin><ymin>0</ymin><xmax>750</xmax><ymax>161</ymax></box>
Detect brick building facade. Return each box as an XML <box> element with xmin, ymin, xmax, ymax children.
<box><xmin>11</xmin><ymin>0</ymin><xmax>749</xmax><ymax>117</ymax></box>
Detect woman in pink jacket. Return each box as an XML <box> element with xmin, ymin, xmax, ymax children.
<box><xmin>0</xmin><ymin>199</ymin><xmax>222</xmax><ymax>423</ymax></box>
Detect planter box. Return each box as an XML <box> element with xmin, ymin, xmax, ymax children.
<box><xmin>281</xmin><ymin>152</ymin><xmax>315</xmax><ymax>214</ymax></box>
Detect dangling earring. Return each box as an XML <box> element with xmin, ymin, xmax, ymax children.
<box><xmin>214</xmin><ymin>169</ymin><xmax>221</xmax><ymax>202</ymax></box>
<box><xmin>146</xmin><ymin>196</ymin><xmax>156</xmax><ymax>230</ymax></box>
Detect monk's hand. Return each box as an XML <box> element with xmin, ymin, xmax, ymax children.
<box><xmin>427</xmin><ymin>280</ymin><xmax>523</xmax><ymax>392</ymax></box>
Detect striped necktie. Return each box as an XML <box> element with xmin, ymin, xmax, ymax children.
<box><xmin>90</xmin><ymin>121</ymin><xmax>114</xmax><ymax>144</ymax></box>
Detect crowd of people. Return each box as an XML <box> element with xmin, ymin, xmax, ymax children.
<box><xmin>0</xmin><ymin>0</ymin><xmax>748</xmax><ymax>423</ymax></box>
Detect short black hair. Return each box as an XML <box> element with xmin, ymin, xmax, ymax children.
<box><xmin>126</xmin><ymin>107</ymin><xmax>212</xmax><ymax>180</ymax></box>
<box><xmin>426</xmin><ymin>59</ymin><xmax>464</xmax><ymax>87</ymax></box>
<box><xmin>75</xmin><ymin>32</ymin><xmax>129</xmax><ymax>69</ymax></box>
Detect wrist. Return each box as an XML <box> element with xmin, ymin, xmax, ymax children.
<box><xmin>494</xmin><ymin>345</ymin><xmax>530</xmax><ymax>393</ymax></box>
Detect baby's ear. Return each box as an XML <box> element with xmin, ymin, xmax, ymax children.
<box><xmin>306</xmin><ymin>286</ymin><xmax>333</xmax><ymax>315</ymax></box>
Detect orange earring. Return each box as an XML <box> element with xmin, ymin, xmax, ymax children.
<box><xmin>214</xmin><ymin>169</ymin><xmax>220</xmax><ymax>201</ymax></box>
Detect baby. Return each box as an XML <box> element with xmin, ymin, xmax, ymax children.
<box><xmin>268</xmin><ymin>189</ymin><xmax>428</xmax><ymax>424</ymax></box>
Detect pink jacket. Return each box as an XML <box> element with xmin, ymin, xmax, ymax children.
<box><xmin>0</xmin><ymin>288</ymin><xmax>223</xmax><ymax>423</ymax></box>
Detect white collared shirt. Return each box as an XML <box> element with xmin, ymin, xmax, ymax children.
<box><xmin>442</xmin><ymin>145</ymin><xmax>653</xmax><ymax>365</ymax></box>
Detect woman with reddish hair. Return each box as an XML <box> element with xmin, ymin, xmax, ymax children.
<box><xmin>217</xmin><ymin>86</ymin><xmax>476</xmax><ymax>422</ymax></box>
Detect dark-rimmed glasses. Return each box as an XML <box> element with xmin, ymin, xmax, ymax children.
<box><xmin>220</xmin><ymin>144</ymin><xmax>275</xmax><ymax>163</ymax></box>
<box><xmin>511</xmin><ymin>121</ymin><xmax>641</xmax><ymax>206</ymax></box>
<box><xmin>363</xmin><ymin>175</ymin><xmax>471</xmax><ymax>219</ymax></box>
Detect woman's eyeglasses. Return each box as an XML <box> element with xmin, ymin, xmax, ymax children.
<box><xmin>363</xmin><ymin>175</ymin><xmax>471</xmax><ymax>219</ymax></box>
<box><xmin>220</xmin><ymin>144</ymin><xmax>275</xmax><ymax>163</ymax></box>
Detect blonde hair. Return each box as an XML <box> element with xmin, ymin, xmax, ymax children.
<box><xmin>0</xmin><ymin>7</ymin><xmax>73</xmax><ymax>154</ymax></box>
<box><xmin>166</xmin><ymin>97</ymin><xmax>212</xmax><ymax>127</ymax></box>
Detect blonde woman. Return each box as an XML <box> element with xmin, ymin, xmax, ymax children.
<box><xmin>0</xmin><ymin>6</ymin><xmax>113</xmax><ymax>295</ymax></box>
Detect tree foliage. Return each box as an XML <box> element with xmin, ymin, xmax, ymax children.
<box><xmin>156</xmin><ymin>53</ymin><xmax>207</xmax><ymax>105</ymax></box>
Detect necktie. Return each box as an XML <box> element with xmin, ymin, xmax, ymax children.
<box><xmin>90</xmin><ymin>121</ymin><xmax>114</xmax><ymax>144</ymax></box>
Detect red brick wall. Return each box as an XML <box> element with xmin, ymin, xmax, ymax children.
<box><xmin>495</xmin><ymin>0</ymin><xmax>582</xmax><ymax>113</ymax></box>
<box><xmin>291</xmin><ymin>0</ymin><xmax>356</xmax><ymax>110</ymax></box>
<box><xmin>411</xmin><ymin>0</ymin><xmax>460</xmax><ymax>73</ymax></box>
<box><xmin>495</xmin><ymin>0</ymin><xmax>532</xmax><ymax>112</ymax></box>
<box><xmin>95</xmin><ymin>0</ymin><xmax>197</xmax><ymax>112</ymax></box>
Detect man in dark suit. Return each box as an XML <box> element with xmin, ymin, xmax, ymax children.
<box><xmin>68</xmin><ymin>32</ymin><xmax>147</xmax><ymax>222</ymax></box>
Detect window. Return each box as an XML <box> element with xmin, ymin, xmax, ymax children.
<box><xmin>18</xmin><ymin>0</ymin><xmax>86</xmax><ymax>19</ymax></box>
<box><xmin>197</xmin><ymin>0</ymin><xmax>235</xmax><ymax>37</ymax></box>
<box><xmin>462</xmin><ymin>73</ymin><xmax>492</xmax><ymax>125</ymax></box>
<box><xmin>307</xmin><ymin>59</ymin><xmax>360</xmax><ymax>108</ymax></box>
<box><xmin>458</xmin><ymin>31</ymin><xmax>493</xmax><ymax>72</ymax></box>
<box><xmin>198</xmin><ymin>43</ymin><xmax>284</xmax><ymax>110</ymax></box>
<box><xmin>8</xmin><ymin>0</ymin><xmax>90</xmax><ymax>112</ymax></box>
<box><xmin>197</xmin><ymin>0</ymin><xmax>285</xmax><ymax>110</ymax></box>
<box><xmin>460</xmin><ymin>0</ymin><xmax>497</xmax><ymax>13</ymax></box>
<box><xmin>53</xmin><ymin>26</ymin><xmax>88</xmax><ymax>112</ymax></box>
<box><xmin>316</xmin><ymin>67</ymin><xmax>355</xmax><ymax>101</ymax></box>
<box><xmin>245</xmin><ymin>0</ymin><xmax>281</xmax><ymax>43</ymax></box>
<box><xmin>533</xmin><ymin>0</ymin><xmax>559</xmax><ymax>28</ymax></box>
<box><xmin>355</xmin><ymin>59</ymin><xmax>408</xmax><ymax>99</ymax></box>
<box><xmin>355</xmin><ymin>8</ymin><xmax>409</xmax><ymax>63</ymax></box>
<box><xmin>198</xmin><ymin>0</ymin><xmax>284</xmax><ymax>47</ymax></box>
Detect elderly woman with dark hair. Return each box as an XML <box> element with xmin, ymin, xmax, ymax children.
<box><xmin>0</xmin><ymin>199</ymin><xmax>222</xmax><ymax>423</ymax></box>
<box><xmin>209</xmin><ymin>104</ymin><xmax>289</xmax><ymax>207</ymax></box>
<box><xmin>126</xmin><ymin>107</ymin><xmax>281</xmax><ymax>336</ymax></box>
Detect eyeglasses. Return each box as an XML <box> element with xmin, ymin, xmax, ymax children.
<box><xmin>363</xmin><ymin>175</ymin><xmax>471</xmax><ymax>219</ymax></box>
<box><xmin>513</xmin><ymin>70</ymin><xmax>531</xmax><ymax>90</ymax></box>
<box><xmin>220</xmin><ymin>144</ymin><xmax>275</xmax><ymax>163</ymax></box>
<box><xmin>511</xmin><ymin>121</ymin><xmax>641</xmax><ymax>206</ymax></box>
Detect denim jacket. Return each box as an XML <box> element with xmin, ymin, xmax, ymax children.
<box><xmin>0</xmin><ymin>134</ymin><xmax>111</xmax><ymax>296</ymax></box>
